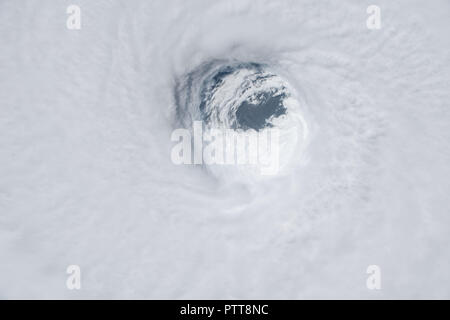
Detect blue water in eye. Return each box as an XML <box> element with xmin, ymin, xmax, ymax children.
<box><xmin>175</xmin><ymin>61</ymin><xmax>289</xmax><ymax>132</ymax></box>
<box><xmin>196</xmin><ymin>63</ymin><xmax>287</xmax><ymax>131</ymax></box>
<box><xmin>234</xmin><ymin>92</ymin><xmax>287</xmax><ymax>131</ymax></box>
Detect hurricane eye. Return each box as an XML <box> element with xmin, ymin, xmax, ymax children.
<box><xmin>234</xmin><ymin>91</ymin><xmax>287</xmax><ymax>131</ymax></box>
<box><xmin>174</xmin><ymin>60</ymin><xmax>309</xmax><ymax>181</ymax></box>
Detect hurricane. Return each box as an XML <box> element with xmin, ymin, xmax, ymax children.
<box><xmin>0</xmin><ymin>0</ymin><xmax>449</xmax><ymax>299</ymax></box>
<box><xmin>174</xmin><ymin>60</ymin><xmax>309</xmax><ymax>181</ymax></box>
